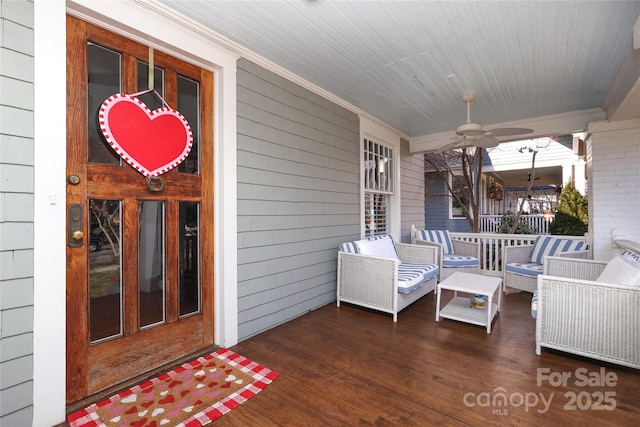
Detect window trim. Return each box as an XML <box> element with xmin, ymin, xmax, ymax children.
<box><xmin>360</xmin><ymin>116</ymin><xmax>401</xmax><ymax>239</ymax></box>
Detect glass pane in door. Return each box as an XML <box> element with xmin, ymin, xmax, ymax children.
<box><xmin>89</xmin><ymin>199</ymin><xmax>122</xmax><ymax>342</ymax></box>
<box><xmin>137</xmin><ymin>61</ymin><xmax>165</xmax><ymax>110</ymax></box>
<box><xmin>87</xmin><ymin>43</ymin><xmax>121</xmax><ymax>165</ymax></box>
<box><xmin>139</xmin><ymin>201</ymin><xmax>165</xmax><ymax>328</ymax></box>
<box><xmin>179</xmin><ymin>202</ymin><xmax>200</xmax><ymax>316</ymax></box>
<box><xmin>177</xmin><ymin>75</ymin><xmax>200</xmax><ymax>174</ymax></box>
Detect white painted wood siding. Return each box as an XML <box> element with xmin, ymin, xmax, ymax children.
<box><xmin>588</xmin><ymin>120</ymin><xmax>640</xmax><ymax>260</ymax></box>
<box><xmin>236</xmin><ymin>59</ymin><xmax>360</xmax><ymax>339</ymax></box>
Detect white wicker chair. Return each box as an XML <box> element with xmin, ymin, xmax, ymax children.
<box><xmin>536</xmin><ymin>256</ymin><xmax>640</xmax><ymax>369</ymax></box>
<box><xmin>337</xmin><ymin>240</ymin><xmax>439</xmax><ymax>322</ymax></box>
<box><xmin>503</xmin><ymin>238</ymin><xmax>589</xmax><ymax>293</ymax></box>
<box><xmin>410</xmin><ymin>225</ymin><xmax>480</xmax><ymax>281</ymax></box>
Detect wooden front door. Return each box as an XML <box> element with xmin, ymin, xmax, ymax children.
<box><xmin>66</xmin><ymin>16</ymin><xmax>214</xmax><ymax>403</ymax></box>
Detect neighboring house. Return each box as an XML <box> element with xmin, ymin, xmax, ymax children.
<box><xmin>424</xmin><ymin>135</ymin><xmax>587</xmax><ymax>232</ymax></box>
<box><xmin>0</xmin><ymin>2</ymin><xmax>638</xmax><ymax>426</ymax></box>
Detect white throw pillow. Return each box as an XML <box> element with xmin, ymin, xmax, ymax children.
<box><xmin>596</xmin><ymin>251</ymin><xmax>640</xmax><ymax>287</ymax></box>
<box><xmin>355</xmin><ymin>236</ymin><xmax>398</xmax><ymax>260</ymax></box>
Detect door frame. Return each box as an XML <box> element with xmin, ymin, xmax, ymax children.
<box><xmin>33</xmin><ymin>1</ymin><xmax>239</xmax><ymax>424</ymax></box>
<box><xmin>66</xmin><ymin>16</ymin><xmax>218</xmax><ymax>401</ymax></box>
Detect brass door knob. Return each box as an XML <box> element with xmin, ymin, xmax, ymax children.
<box><xmin>72</xmin><ymin>230</ymin><xmax>84</xmax><ymax>241</ymax></box>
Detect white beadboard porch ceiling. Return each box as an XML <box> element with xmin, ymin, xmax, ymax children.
<box><xmin>160</xmin><ymin>0</ymin><xmax>640</xmax><ymax>144</ymax></box>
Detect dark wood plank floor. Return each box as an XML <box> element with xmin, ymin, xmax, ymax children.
<box><xmin>63</xmin><ymin>291</ymin><xmax>640</xmax><ymax>426</ymax></box>
<box><xmin>216</xmin><ymin>292</ymin><xmax>640</xmax><ymax>426</ymax></box>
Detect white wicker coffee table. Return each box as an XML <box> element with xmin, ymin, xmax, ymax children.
<box><xmin>435</xmin><ymin>272</ymin><xmax>503</xmax><ymax>334</ymax></box>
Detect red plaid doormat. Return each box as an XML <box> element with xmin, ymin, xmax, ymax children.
<box><xmin>68</xmin><ymin>348</ymin><xmax>279</xmax><ymax>427</ymax></box>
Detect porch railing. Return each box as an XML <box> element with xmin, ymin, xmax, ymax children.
<box><xmin>449</xmin><ymin>232</ymin><xmax>588</xmax><ymax>277</ymax></box>
<box><xmin>479</xmin><ymin>214</ymin><xmax>554</xmax><ymax>234</ymax></box>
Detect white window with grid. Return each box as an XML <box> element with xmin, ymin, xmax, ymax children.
<box><xmin>364</xmin><ymin>138</ymin><xmax>394</xmax><ymax>238</ymax></box>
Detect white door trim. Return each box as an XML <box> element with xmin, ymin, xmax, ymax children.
<box><xmin>33</xmin><ymin>1</ymin><xmax>239</xmax><ymax>424</ymax></box>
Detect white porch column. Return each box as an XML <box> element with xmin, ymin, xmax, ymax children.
<box><xmin>573</xmin><ymin>159</ymin><xmax>586</xmax><ymax>195</ymax></box>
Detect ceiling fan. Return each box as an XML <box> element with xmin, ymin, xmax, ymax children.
<box><xmin>437</xmin><ymin>93</ymin><xmax>534</xmax><ymax>152</ymax></box>
<box><xmin>520</xmin><ymin>173</ymin><xmax>541</xmax><ymax>182</ymax></box>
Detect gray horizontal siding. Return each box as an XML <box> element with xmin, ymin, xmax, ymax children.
<box><xmin>237</xmin><ymin>59</ymin><xmax>360</xmax><ymax>340</ymax></box>
<box><xmin>0</xmin><ymin>1</ymin><xmax>34</xmax><ymax>426</ymax></box>
<box><xmin>400</xmin><ymin>139</ymin><xmax>424</xmax><ymax>243</ymax></box>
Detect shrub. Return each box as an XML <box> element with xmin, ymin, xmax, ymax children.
<box><xmin>497</xmin><ymin>211</ymin><xmax>537</xmax><ymax>234</ymax></box>
<box><xmin>549</xmin><ymin>179</ymin><xmax>588</xmax><ymax>236</ymax></box>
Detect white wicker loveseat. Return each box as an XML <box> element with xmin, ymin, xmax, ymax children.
<box><xmin>410</xmin><ymin>225</ymin><xmax>480</xmax><ymax>281</ymax></box>
<box><xmin>503</xmin><ymin>235</ymin><xmax>589</xmax><ymax>293</ymax></box>
<box><xmin>536</xmin><ymin>255</ymin><xmax>640</xmax><ymax>369</ymax></box>
<box><xmin>337</xmin><ymin>235</ymin><xmax>439</xmax><ymax>322</ymax></box>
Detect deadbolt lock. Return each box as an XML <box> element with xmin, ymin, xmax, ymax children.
<box><xmin>68</xmin><ymin>204</ymin><xmax>84</xmax><ymax>248</ymax></box>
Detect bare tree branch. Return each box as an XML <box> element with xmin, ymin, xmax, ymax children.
<box><xmin>508</xmin><ymin>139</ymin><xmax>551</xmax><ymax>233</ymax></box>
<box><xmin>89</xmin><ymin>200</ymin><xmax>121</xmax><ymax>257</ymax></box>
<box><xmin>425</xmin><ymin>147</ymin><xmax>484</xmax><ymax>232</ymax></box>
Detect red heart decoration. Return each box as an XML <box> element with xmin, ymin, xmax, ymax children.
<box><xmin>159</xmin><ymin>394</ymin><xmax>175</xmax><ymax>405</ymax></box>
<box><xmin>99</xmin><ymin>93</ymin><xmax>193</xmax><ymax>177</ymax></box>
<box><xmin>130</xmin><ymin>418</ymin><xmax>148</xmax><ymax>427</ymax></box>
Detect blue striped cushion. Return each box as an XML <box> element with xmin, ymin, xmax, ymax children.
<box><xmin>531</xmin><ymin>289</ymin><xmax>538</xmax><ymax>318</ymax></box>
<box><xmin>397</xmin><ymin>262</ymin><xmax>439</xmax><ymax>293</ymax></box>
<box><xmin>339</xmin><ymin>241</ymin><xmax>359</xmax><ymax>253</ymax></box>
<box><xmin>505</xmin><ymin>262</ymin><xmax>543</xmax><ymax>277</ymax></box>
<box><xmin>367</xmin><ymin>234</ymin><xmax>388</xmax><ymax>241</ymax></box>
<box><xmin>442</xmin><ymin>254</ymin><xmax>479</xmax><ymax>268</ymax></box>
<box><xmin>529</xmin><ymin>236</ymin><xmax>586</xmax><ymax>264</ymax></box>
<box><xmin>417</xmin><ymin>230</ymin><xmax>454</xmax><ymax>254</ymax></box>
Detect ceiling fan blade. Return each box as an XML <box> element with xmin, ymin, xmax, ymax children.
<box><xmin>448</xmin><ymin>93</ymin><xmax>526</xmax><ymax>151</ymax></box>
<box><xmin>486</xmin><ymin>127</ymin><xmax>534</xmax><ymax>137</ymax></box>
<box><xmin>474</xmin><ymin>136</ymin><xmax>499</xmax><ymax>148</ymax></box>
<box><xmin>435</xmin><ymin>139</ymin><xmax>463</xmax><ymax>153</ymax></box>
